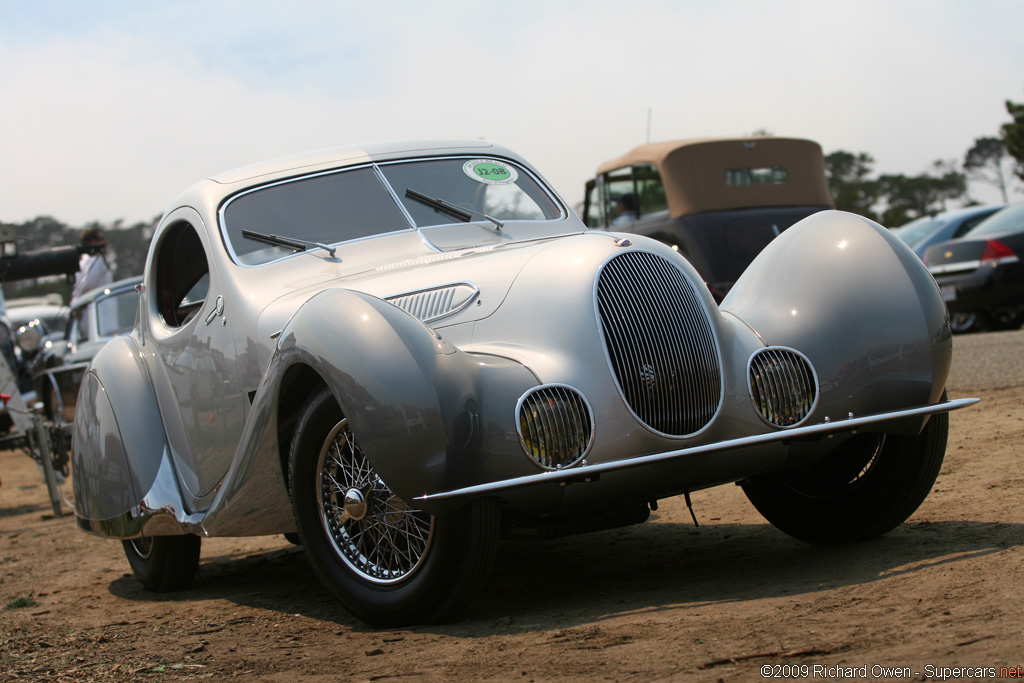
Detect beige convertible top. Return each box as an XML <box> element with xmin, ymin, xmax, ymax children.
<box><xmin>597</xmin><ymin>136</ymin><xmax>833</xmax><ymax>217</ymax></box>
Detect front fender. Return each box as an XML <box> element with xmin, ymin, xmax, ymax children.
<box><xmin>202</xmin><ymin>288</ymin><xmax>542</xmax><ymax>529</ymax></box>
<box><xmin>284</xmin><ymin>290</ymin><xmax>545</xmax><ymax>508</ymax></box>
<box><xmin>722</xmin><ymin>210</ymin><xmax>951</xmax><ymax>423</ymax></box>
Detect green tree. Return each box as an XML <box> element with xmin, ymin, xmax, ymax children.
<box><xmin>877</xmin><ymin>161</ymin><xmax>966</xmax><ymax>226</ymax></box>
<box><xmin>964</xmin><ymin>136</ymin><xmax>1014</xmax><ymax>202</ymax></box>
<box><xmin>1001</xmin><ymin>98</ymin><xmax>1024</xmax><ymax>182</ymax></box>
<box><xmin>824</xmin><ymin>150</ymin><xmax>880</xmax><ymax>221</ymax></box>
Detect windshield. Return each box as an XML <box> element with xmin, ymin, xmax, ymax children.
<box><xmin>966</xmin><ymin>203</ymin><xmax>1024</xmax><ymax>238</ymax></box>
<box><xmin>96</xmin><ymin>289</ymin><xmax>140</xmax><ymax>338</ymax></box>
<box><xmin>222</xmin><ymin>166</ymin><xmax>411</xmax><ymax>265</ymax></box>
<box><xmin>221</xmin><ymin>156</ymin><xmax>562</xmax><ymax>265</ymax></box>
<box><xmin>378</xmin><ymin>158</ymin><xmax>560</xmax><ymax>227</ymax></box>
<box><xmin>892</xmin><ymin>217</ymin><xmax>941</xmax><ymax>246</ymax></box>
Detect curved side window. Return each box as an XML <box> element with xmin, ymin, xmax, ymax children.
<box><xmin>155</xmin><ymin>222</ymin><xmax>210</xmax><ymax>328</ymax></box>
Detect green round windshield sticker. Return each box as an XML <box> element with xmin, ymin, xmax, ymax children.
<box><xmin>464</xmin><ymin>159</ymin><xmax>518</xmax><ymax>185</ymax></box>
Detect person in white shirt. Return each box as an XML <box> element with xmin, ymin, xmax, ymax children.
<box><xmin>72</xmin><ymin>228</ymin><xmax>113</xmax><ymax>301</ymax></box>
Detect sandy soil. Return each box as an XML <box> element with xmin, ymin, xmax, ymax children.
<box><xmin>2</xmin><ymin>331</ymin><xmax>1022</xmax><ymax>682</ymax></box>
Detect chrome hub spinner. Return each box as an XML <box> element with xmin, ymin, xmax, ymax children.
<box><xmin>342</xmin><ymin>488</ymin><xmax>368</xmax><ymax>522</ymax></box>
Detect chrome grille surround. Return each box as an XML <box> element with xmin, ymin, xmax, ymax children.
<box><xmin>516</xmin><ymin>385</ymin><xmax>595</xmax><ymax>470</ymax></box>
<box><xmin>747</xmin><ymin>347</ymin><xmax>818</xmax><ymax>428</ymax></box>
<box><xmin>385</xmin><ymin>282</ymin><xmax>478</xmax><ymax>323</ymax></box>
<box><xmin>596</xmin><ymin>251</ymin><xmax>723</xmax><ymax>437</ymax></box>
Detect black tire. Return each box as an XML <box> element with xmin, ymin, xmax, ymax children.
<box><xmin>289</xmin><ymin>387</ymin><xmax>500</xmax><ymax>627</ymax></box>
<box><xmin>121</xmin><ymin>535</ymin><xmax>201</xmax><ymax>592</ymax></box>
<box><xmin>948</xmin><ymin>311</ymin><xmax>978</xmax><ymax>334</ymax></box>
<box><xmin>978</xmin><ymin>307</ymin><xmax>1024</xmax><ymax>332</ymax></box>
<box><xmin>741</xmin><ymin>410</ymin><xmax>948</xmax><ymax>545</ymax></box>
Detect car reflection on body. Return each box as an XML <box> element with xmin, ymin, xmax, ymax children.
<box><xmin>925</xmin><ymin>203</ymin><xmax>1024</xmax><ymax>332</ymax></box>
<box><xmin>71</xmin><ymin>139</ymin><xmax>974</xmax><ymax>626</ymax></box>
<box><xmin>33</xmin><ymin>277</ymin><xmax>141</xmax><ymax>423</ymax></box>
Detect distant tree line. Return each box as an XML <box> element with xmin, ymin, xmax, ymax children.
<box><xmin>0</xmin><ymin>215</ymin><xmax>158</xmax><ymax>304</ymax></box>
<box><xmin>826</xmin><ymin>97</ymin><xmax>1024</xmax><ymax>226</ymax></box>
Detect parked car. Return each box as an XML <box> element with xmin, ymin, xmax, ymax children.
<box><xmin>892</xmin><ymin>205</ymin><xmax>1004</xmax><ymax>259</ymax></box>
<box><xmin>924</xmin><ymin>203</ymin><xmax>1024</xmax><ymax>331</ymax></box>
<box><xmin>892</xmin><ymin>205</ymin><xmax>1004</xmax><ymax>332</ymax></box>
<box><xmin>32</xmin><ymin>277</ymin><xmax>141</xmax><ymax>423</ymax></box>
<box><xmin>582</xmin><ymin>136</ymin><xmax>833</xmax><ymax>299</ymax></box>
<box><xmin>72</xmin><ymin>139</ymin><xmax>972</xmax><ymax>626</ymax></box>
<box><xmin>6</xmin><ymin>296</ymin><xmax>70</xmax><ymax>400</ymax></box>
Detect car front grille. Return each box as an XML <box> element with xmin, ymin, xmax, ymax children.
<box><xmin>596</xmin><ymin>251</ymin><xmax>722</xmax><ymax>436</ymax></box>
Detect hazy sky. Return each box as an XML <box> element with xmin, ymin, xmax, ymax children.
<box><xmin>2</xmin><ymin>0</ymin><xmax>1022</xmax><ymax>226</ymax></box>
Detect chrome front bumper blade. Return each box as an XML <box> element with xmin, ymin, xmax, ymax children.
<box><xmin>415</xmin><ymin>398</ymin><xmax>979</xmax><ymax>502</ymax></box>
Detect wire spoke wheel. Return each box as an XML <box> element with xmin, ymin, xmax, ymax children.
<box><xmin>290</xmin><ymin>387</ymin><xmax>501</xmax><ymax>626</ymax></box>
<box><xmin>316</xmin><ymin>419</ymin><xmax>434</xmax><ymax>584</ymax></box>
<box><xmin>128</xmin><ymin>537</ymin><xmax>154</xmax><ymax>560</ymax></box>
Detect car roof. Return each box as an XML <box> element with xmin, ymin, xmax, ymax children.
<box><xmin>69</xmin><ymin>275</ymin><xmax>143</xmax><ymax>310</ymax></box>
<box><xmin>164</xmin><ymin>139</ymin><xmax>551</xmax><ymax>227</ymax></box>
<box><xmin>208</xmin><ymin>139</ymin><xmax>512</xmax><ymax>187</ymax></box>
<box><xmin>930</xmin><ymin>204</ymin><xmax>1004</xmax><ymax>221</ymax></box>
<box><xmin>594</xmin><ymin>136</ymin><xmax>833</xmax><ymax>217</ymax></box>
<box><xmin>7</xmin><ymin>303</ymin><xmax>68</xmax><ymax>323</ymax></box>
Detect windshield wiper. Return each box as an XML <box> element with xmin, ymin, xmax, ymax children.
<box><xmin>241</xmin><ymin>229</ymin><xmax>337</xmax><ymax>257</ymax></box>
<box><xmin>405</xmin><ymin>189</ymin><xmax>503</xmax><ymax>230</ymax></box>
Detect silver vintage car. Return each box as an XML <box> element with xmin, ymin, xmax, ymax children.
<box><xmin>72</xmin><ymin>139</ymin><xmax>974</xmax><ymax>626</ymax></box>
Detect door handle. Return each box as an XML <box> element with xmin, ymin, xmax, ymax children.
<box><xmin>204</xmin><ymin>295</ymin><xmax>225</xmax><ymax>325</ymax></box>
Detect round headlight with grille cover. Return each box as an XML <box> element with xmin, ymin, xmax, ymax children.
<box><xmin>15</xmin><ymin>322</ymin><xmax>43</xmax><ymax>353</ymax></box>
<box><xmin>748</xmin><ymin>347</ymin><xmax>818</xmax><ymax>428</ymax></box>
<box><xmin>516</xmin><ymin>385</ymin><xmax>594</xmax><ymax>470</ymax></box>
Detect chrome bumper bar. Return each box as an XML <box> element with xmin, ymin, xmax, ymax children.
<box><xmin>415</xmin><ymin>398</ymin><xmax>979</xmax><ymax>502</ymax></box>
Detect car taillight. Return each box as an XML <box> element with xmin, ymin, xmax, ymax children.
<box><xmin>980</xmin><ymin>240</ymin><xmax>1017</xmax><ymax>263</ymax></box>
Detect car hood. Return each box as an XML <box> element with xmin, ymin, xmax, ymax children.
<box><xmin>252</xmin><ymin>232</ymin><xmax>611</xmax><ymax>370</ymax></box>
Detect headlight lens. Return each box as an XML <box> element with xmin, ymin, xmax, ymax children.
<box><xmin>15</xmin><ymin>322</ymin><xmax>43</xmax><ymax>353</ymax></box>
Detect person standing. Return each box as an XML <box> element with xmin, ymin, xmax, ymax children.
<box><xmin>72</xmin><ymin>228</ymin><xmax>113</xmax><ymax>301</ymax></box>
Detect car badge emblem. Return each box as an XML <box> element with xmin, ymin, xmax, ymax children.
<box><xmin>944</xmin><ymin>251</ymin><xmax>953</xmax><ymax>259</ymax></box>
<box><xmin>613</xmin><ymin>237</ymin><xmax>632</xmax><ymax>248</ymax></box>
<box><xmin>640</xmin><ymin>363</ymin><xmax>656</xmax><ymax>389</ymax></box>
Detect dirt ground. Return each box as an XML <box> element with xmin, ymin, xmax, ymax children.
<box><xmin>2</xmin><ymin>331</ymin><xmax>1022</xmax><ymax>682</ymax></box>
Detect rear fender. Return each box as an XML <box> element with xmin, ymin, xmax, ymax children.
<box><xmin>722</xmin><ymin>210</ymin><xmax>951</xmax><ymax>425</ymax></box>
<box><xmin>72</xmin><ymin>335</ymin><xmax>198</xmax><ymax>537</ymax></box>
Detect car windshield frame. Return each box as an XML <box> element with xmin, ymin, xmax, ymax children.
<box><xmin>219</xmin><ymin>155</ymin><xmax>565</xmax><ymax>267</ymax></box>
